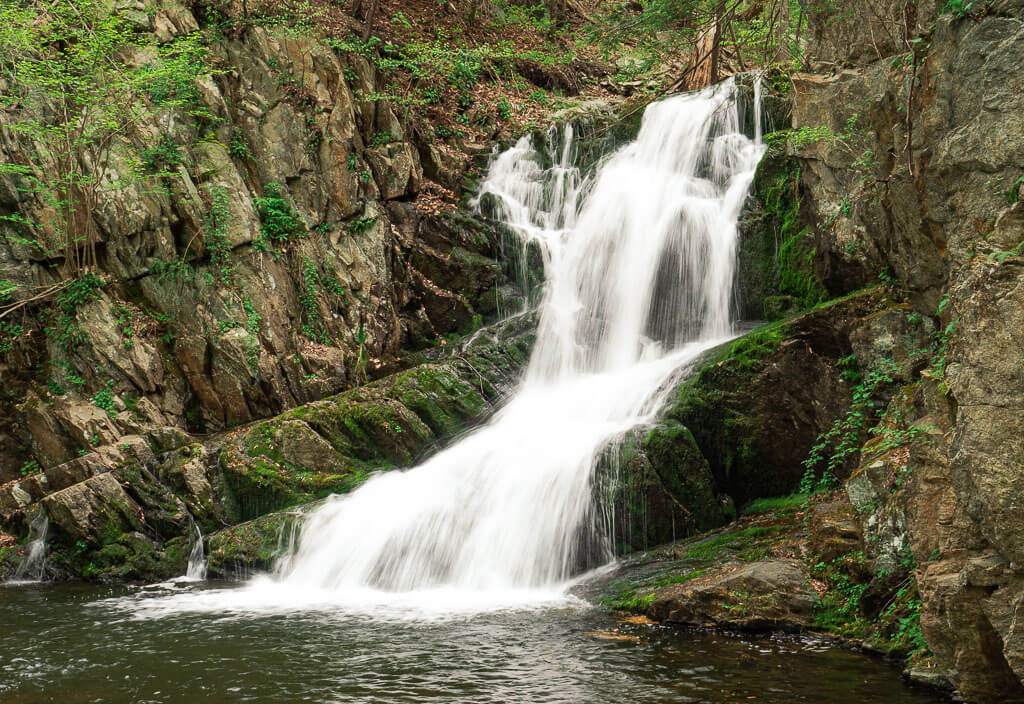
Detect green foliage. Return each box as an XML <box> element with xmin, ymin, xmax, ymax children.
<box><xmin>875</xmin><ymin>264</ymin><xmax>894</xmax><ymax>286</ymax></box>
<box><xmin>870</xmin><ymin>414</ymin><xmax>933</xmax><ymax>456</ymax></box>
<box><xmin>1007</xmin><ymin>170</ymin><xmax>1024</xmax><ymax>204</ymax></box>
<box><xmin>229</xmin><ymin>131</ymin><xmax>252</xmax><ymax>160</ymax></box>
<box><xmin>92</xmin><ymin>382</ymin><xmax>116</xmax><ymax>419</ymax></box>
<box><xmin>344</xmin><ymin>153</ymin><xmax>373</xmax><ymax>184</ymax></box>
<box><xmin>59</xmin><ymin>361</ymin><xmax>85</xmax><ymax>387</ymax></box>
<box><xmin>811</xmin><ymin>546</ymin><xmax>930</xmax><ymax>660</ymax></box>
<box><xmin>584</xmin><ymin>0</ymin><xmax>811</xmax><ymax>90</ymax></box>
<box><xmin>497</xmin><ymin>97</ymin><xmax>512</xmax><ymax>121</ymax></box>
<box><xmin>788</xmin><ymin>125</ymin><xmax>839</xmax><ymax>149</ymax></box>
<box><xmin>0</xmin><ymin>4</ymin><xmax>214</xmax><ymax>276</ymax></box>
<box><xmin>347</xmin><ymin>216</ymin><xmax>377</xmax><ymax>236</ymax></box>
<box><xmin>837</xmin><ymin>353</ymin><xmax>860</xmax><ymax>383</ymax></box>
<box><xmin>19</xmin><ymin>459</ymin><xmax>41</xmax><ymax>477</ymax></box>
<box><xmin>990</xmin><ymin>240</ymin><xmax>1024</xmax><ymax>265</ymax></box>
<box><xmin>880</xmin><ymin>584</ymin><xmax>928</xmax><ymax>655</ymax></box>
<box><xmin>114</xmin><ymin>304</ymin><xmax>135</xmax><ymax>349</ymax></box>
<box><xmin>801</xmin><ymin>357</ymin><xmax>900</xmax><ymax>494</ymax></box>
<box><xmin>942</xmin><ymin>0</ymin><xmax>978</xmax><ymax>18</ymax></box>
<box><xmin>139</xmin><ymin>135</ymin><xmax>184</xmax><ymax>174</ymax></box>
<box><xmin>145</xmin><ymin>37</ymin><xmax>215</xmax><ymax>118</ymax></box>
<box><xmin>811</xmin><ymin>555</ymin><xmax>870</xmax><ymax>636</ymax></box>
<box><xmin>203</xmin><ymin>186</ymin><xmax>235</xmax><ymax>284</ymax></box>
<box><xmin>0</xmin><ymin>279</ymin><xmax>18</xmax><ymax>302</ymax></box>
<box><xmin>255</xmin><ymin>183</ymin><xmax>305</xmax><ymax>247</ymax></box>
<box><xmin>325</xmin><ymin>18</ymin><xmax>574</xmax><ymax>133</ymax></box>
<box><xmin>0</xmin><ymin>320</ymin><xmax>25</xmax><ymax>353</ymax></box>
<box><xmin>45</xmin><ymin>273</ymin><xmax>104</xmax><ymax>352</ymax></box>
<box><xmin>369</xmin><ymin>132</ymin><xmax>395</xmax><ymax>147</ymax></box>
<box><xmin>298</xmin><ymin>255</ymin><xmax>325</xmax><ymax>342</ymax></box>
<box><xmin>151</xmin><ymin>257</ymin><xmax>194</xmax><ymax>282</ymax></box>
<box><xmin>925</xmin><ymin>296</ymin><xmax>957</xmax><ymax>393</ymax></box>
<box><xmin>243</xmin><ymin>299</ymin><xmax>262</xmax><ymax>373</ymax></box>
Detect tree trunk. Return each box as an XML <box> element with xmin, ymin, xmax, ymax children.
<box><xmin>361</xmin><ymin>0</ymin><xmax>378</xmax><ymax>40</ymax></box>
<box><xmin>709</xmin><ymin>0</ymin><xmax>726</xmax><ymax>84</ymax></box>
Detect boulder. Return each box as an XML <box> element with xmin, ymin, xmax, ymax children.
<box><xmin>647</xmin><ymin>559</ymin><xmax>817</xmax><ymax>632</ymax></box>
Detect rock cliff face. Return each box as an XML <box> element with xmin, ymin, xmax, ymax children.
<box><xmin>0</xmin><ymin>5</ymin><xmax>519</xmax><ymax>481</ymax></box>
<box><xmin>598</xmin><ymin>3</ymin><xmax>1024</xmax><ymax>702</ymax></box>
<box><xmin>0</xmin><ymin>312</ymin><xmax>534</xmax><ymax>581</ymax></box>
<box><xmin>0</xmin><ymin>0</ymin><xmax>544</xmax><ymax>580</ymax></box>
<box><xmin>790</xmin><ymin>3</ymin><xmax>1024</xmax><ymax>701</ymax></box>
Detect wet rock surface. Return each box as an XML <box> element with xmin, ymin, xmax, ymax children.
<box><xmin>0</xmin><ymin>314</ymin><xmax>534</xmax><ymax>582</ymax></box>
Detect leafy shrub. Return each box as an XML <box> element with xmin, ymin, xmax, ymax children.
<box><xmin>255</xmin><ymin>183</ymin><xmax>305</xmax><ymax>244</ymax></box>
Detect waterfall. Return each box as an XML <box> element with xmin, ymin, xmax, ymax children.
<box><xmin>260</xmin><ymin>78</ymin><xmax>763</xmax><ymax>595</ymax></box>
<box><xmin>8</xmin><ymin>513</ymin><xmax>49</xmax><ymax>583</ymax></box>
<box><xmin>185</xmin><ymin>522</ymin><xmax>207</xmax><ymax>581</ymax></box>
<box><xmin>135</xmin><ymin>78</ymin><xmax>764</xmax><ymax>614</ymax></box>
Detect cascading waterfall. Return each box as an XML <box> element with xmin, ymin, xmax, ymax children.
<box><xmin>133</xmin><ymin>78</ymin><xmax>764</xmax><ymax>614</ymax></box>
<box><xmin>264</xmin><ymin>78</ymin><xmax>763</xmax><ymax>596</ymax></box>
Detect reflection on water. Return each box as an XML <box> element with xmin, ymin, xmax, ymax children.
<box><xmin>0</xmin><ymin>582</ymin><xmax>946</xmax><ymax>704</ymax></box>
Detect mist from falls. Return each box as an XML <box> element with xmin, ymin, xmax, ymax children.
<box><xmin>127</xmin><ymin>78</ymin><xmax>765</xmax><ymax>615</ymax></box>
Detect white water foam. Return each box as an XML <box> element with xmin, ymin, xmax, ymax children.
<box><xmin>4</xmin><ymin>512</ymin><xmax>49</xmax><ymax>585</ymax></box>
<box><xmin>115</xmin><ymin>78</ymin><xmax>765</xmax><ymax>619</ymax></box>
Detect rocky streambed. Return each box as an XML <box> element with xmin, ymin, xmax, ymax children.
<box><xmin>582</xmin><ymin>492</ymin><xmax>953</xmax><ymax>697</ymax></box>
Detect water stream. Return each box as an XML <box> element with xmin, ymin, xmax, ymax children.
<box><xmin>112</xmin><ymin>78</ymin><xmax>759</xmax><ymax>619</ymax></box>
<box><xmin>8</xmin><ymin>513</ymin><xmax>48</xmax><ymax>584</ymax></box>
<box><xmin>0</xmin><ymin>81</ymin><xmax>948</xmax><ymax>702</ymax></box>
<box><xmin>185</xmin><ymin>521</ymin><xmax>208</xmax><ymax>582</ymax></box>
<box><xmin>0</xmin><ymin>582</ymin><xmax>945</xmax><ymax>703</ymax></box>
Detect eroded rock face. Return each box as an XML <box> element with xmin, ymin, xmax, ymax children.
<box><xmin>0</xmin><ymin>15</ymin><xmax>519</xmax><ymax>480</ymax></box>
<box><xmin>602</xmin><ymin>289</ymin><xmax>919</xmax><ymax>555</ymax></box>
<box><xmin>780</xmin><ymin>5</ymin><xmax>1024</xmax><ymax>700</ymax></box>
<box><xmin>0</xmin><ymin>315</ymin><xmax>534</xmax><ymax>582</ymax></box>
<box><xmin>789</xmin><ymin>7</ymin><xmax>1024</xmax><ymax>313</ymax></box>
<box><xmin>662</xmin><ymin>291</ymin><xmax>884</xmax><ymax>507</ymax></box>
<box><xmin>803</xmin><ymin>0</ymin><xmax>940</xmax><ymax>68</ymax></box>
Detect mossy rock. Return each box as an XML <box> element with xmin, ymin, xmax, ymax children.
<box><xmin>601</xmin><ymin>420</ymin><xmax>726</xmax><ymax>555</ymax></box>
<box><xmin>203</xmin><ymin>314</ymin><xmax>535</xmax><ymax>525</ymax></box>
<box><xmin>75</xmin><ymin>531</ymin><xmax>190</xmax><ymax>582</ymax></box>
<box><xmin>0</xmin><ymin>544</ymin><xmax>19</xmax><ymax>580</ymax></box>
<box><xmin>206</xmin><ymin>508</ymin><xmax>307</xmax><ymax>578</ymax></box>
<box><xmin>659</xmin><ymin>290</ymin><xmax>885</xmax><ymax>507</ymax></box>
<box><xmin>737</xmin><ymin>136</ymin><xmax>828</xmax><ymax>321</ymax></box>
<box><xmin>2</xmin><ymin>314</ymin><xmax>535</xmax><ymax>582</ymax></box>
<box><xmin>389</xmin><ymin>364</ymin><xmax>489</xmax><ymax>438</ymax></box>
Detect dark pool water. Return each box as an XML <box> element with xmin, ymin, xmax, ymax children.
<box><xmin>0</xmin><ymin>581</ymin><xmax>945</xmax><ymax>704</ymax></box>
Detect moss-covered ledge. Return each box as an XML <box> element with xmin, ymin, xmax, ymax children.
<box><xmin>603</xmin><ymin>288</ymin><xmax>896</xmax><ymax>554</ymax></box>
<box><xmin>0</xmin><ymin>313</ymin><xmax>535</xmax><ymax>583</ymax></box>
<box><xmin>179</xmin><ymin>311</ymin><xmax>536</xmax><ymax>526</ymax></box>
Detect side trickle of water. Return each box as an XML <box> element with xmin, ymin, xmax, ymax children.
<box><xmin>9</xmin><ymin>513</ymin><xmax>49</xmax><ymax>583</ymax></box>
<box><xmin>185</xmin><ymin>522</ymin><xmax>208</xmax><ymax>581</ymax></box>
